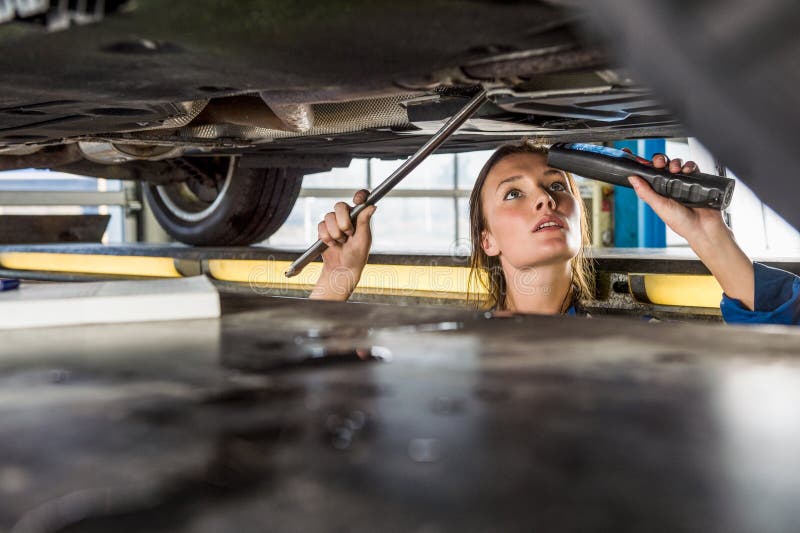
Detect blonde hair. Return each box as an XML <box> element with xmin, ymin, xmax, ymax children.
<box><xmin>466</xmin><ymin>140</ymin><xmax>594</xmax><ymax>311</ymax></box>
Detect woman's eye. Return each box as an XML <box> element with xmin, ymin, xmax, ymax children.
<box><xmin>549</xmin><ymin>182</ymin><xmax>567</xmax><ymax>192</ymax></box>
<box><xmin>503</xmin><ymin>189</ymin><xmax>522</xmax><ymax>200</ymax></box>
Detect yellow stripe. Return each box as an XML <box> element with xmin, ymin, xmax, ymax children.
<box><xmin>207</xmin><ymin>259</ymin><xmax>322</xmax><ymax>288</ymax></box>
<box><xmin>0</xmin><ymin>252</ymin><xmax>722</xmax><ymax>308</ymax></box>
<box><xmin>0</xmin><ymin>252</ymin><xmax>181</xmax><ymax>278</ymax></box>
<box><xmin>208</xmin><ymin>259</ymin><xmax>484</xmax><ymax>298</ymax></box>
<box><xmin>642</xmin><ymin>274</ymin><xmax>722</xmax><ymax>308</ymax></box>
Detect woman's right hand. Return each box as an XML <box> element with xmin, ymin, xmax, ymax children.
<box><xmin>309</xmin><ymin>189</ymin><xmax>377</xmax><ymax>301</ymax></box>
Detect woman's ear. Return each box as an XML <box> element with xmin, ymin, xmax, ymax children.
<box><xmin>481</xmin><ymin>229</ymin><xmax>500</xmax><ymax>257</ymax></box>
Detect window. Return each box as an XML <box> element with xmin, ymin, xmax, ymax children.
<box><xmin>0</xmin><ymin>169</ymin><xmax>127</xmax><ymax>243</ymax></box>
<box><xmin>264</xmin><ymin>150</ymin><xmax>496</xmax><ymax>253</ymax></box>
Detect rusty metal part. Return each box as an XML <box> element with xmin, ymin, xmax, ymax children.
<box><xmin>395</xmin><ymin>30</ymin><xmax>608</xmax><ymax>91</ymax></box>
<box><xmin>258</xmin><ymin>93</ymin><xmax>315</xmax><ymax>133</ymax></box>
<box><xmin>462</xmin><ymin>46</ymin><xmax>608</xmax><ymax>81</ymax></box>
<box><xmin>0</xmin><ymin>143</ymin><xmax>83</xmax><ymax>171</ymax></box>
<box><xmin>85</xmin><ymin>133</ymin><xmax>253</xmax><ymax>151</ymax></box>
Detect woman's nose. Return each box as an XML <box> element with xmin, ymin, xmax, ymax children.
<box><xmin>534</xmin><ymin>189</ymin><xmax>556</xmax><ymax>210</ymax></box>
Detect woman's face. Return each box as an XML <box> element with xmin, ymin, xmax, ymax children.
<box><xmin>480</xmin><ymin>152</ymin><xmax>582</xmax><ymax>269</ymax></box>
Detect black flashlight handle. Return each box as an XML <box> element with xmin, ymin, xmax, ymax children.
<box><xmin>547</xmin><ymin>143</ymin><xmax>735</xmax><ymax>210</ymax></box>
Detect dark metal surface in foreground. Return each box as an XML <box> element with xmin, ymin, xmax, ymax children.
<box><xmin>1</xmin><ymin>294</ymin><xmax>799</xmax><ymax>532</ymax></box>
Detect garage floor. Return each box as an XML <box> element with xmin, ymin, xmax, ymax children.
<box><xmin>1</xmin><ymin>290</ymin><xmax>800</xmax><ymax>532</ymax></box>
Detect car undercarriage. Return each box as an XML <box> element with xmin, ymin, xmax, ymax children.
<box><xmin>3</xmin><ymin>0</ymin><xmax>799</xmax><ymax>243</ymax></box>
<box><xmin>0</xmin><ymin>0</ymin><xmax>694</xmax><ymax>244</ymax></box>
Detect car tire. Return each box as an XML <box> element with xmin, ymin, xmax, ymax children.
<box><xmin>143</xmin><ymin>157</ymin><xmax>303</xmax><ymax>246</ymax></box>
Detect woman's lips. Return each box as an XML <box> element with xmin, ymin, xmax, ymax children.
<box><xmin>532</xmin><ymin>215</ymin><xmax>566</xmax><ymax>233</ymax></box>
<box><xmin>533</xmin><ymin>225</ymin><xmax>564</xmax><ymax>233</ymax></box>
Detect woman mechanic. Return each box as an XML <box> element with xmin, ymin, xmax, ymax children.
<box><xmin>309</xmin><ymin>140</ymin><xmax>800</xmax><ymax>325</ymax></box>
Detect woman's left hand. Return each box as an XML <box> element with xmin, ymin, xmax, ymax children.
<box><xmin>627</xmin><ymin>152</ymin><xmax>755</xmax><ymax>310</ymax></box>
<box><xmin>626</xmin><ymin>153</ymin><xmax>731</xmax><ymax>251</ymax></box>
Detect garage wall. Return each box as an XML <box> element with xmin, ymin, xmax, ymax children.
<box><xmin>264</xmin><ymin>150</ymin><xmax>494</xmax><ymax>254</ymax></box>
